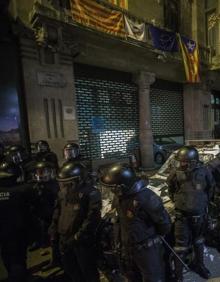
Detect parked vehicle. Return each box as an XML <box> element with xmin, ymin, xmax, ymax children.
<box><xmin>153</xmin><ymin>137</ymin><xmax>183</xmax><ymax>165</ymax></box>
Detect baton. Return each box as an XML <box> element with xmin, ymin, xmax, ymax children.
<box><xmin>160</xmin><ymin>236</ymin><xmax>190</xmax><ymax>272</ymax></box>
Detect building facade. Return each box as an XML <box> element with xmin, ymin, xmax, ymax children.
<box><xmin>1</xmin><ymin>0</ymin><xmax>220</xmax><ymax>168</ymax></box>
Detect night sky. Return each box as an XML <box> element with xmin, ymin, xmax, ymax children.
<box><xmin>0</xmin><ymin>86</ymin><xmax>20</xmax><ymax>131</ymax></box>
<box><xmin>0</xmin><ymin>42</ymin><xmax>20</xmax><ymax>133</ymax></box>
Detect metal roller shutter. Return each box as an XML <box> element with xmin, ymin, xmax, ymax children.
<box><xmin>150</xmin><ymin>80</ymin><xmax>184</xmax><ymax>138</ymax></box>
<box><xmin>74</xmin><ymin>64</ymin><xmax>139</xmax><ymax>161</ymax></box>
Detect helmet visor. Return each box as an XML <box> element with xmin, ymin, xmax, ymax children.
<box><xmin>37</xmin><ymin>144</ymin><xmax>48</xmax><ymax>153</ymax></box>
<box><xmin>64</xmin><ymin>148</ymin><xmax>78</xmax><ymax>160</ymax></box>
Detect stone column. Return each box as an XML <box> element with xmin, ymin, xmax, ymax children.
<box><xmin>183</xmin><ymin>83</ymin><xmax>212</xmax><ymax>140</ymax></box>
<box><xmin>135</xmin><ymin>71</ymin><xmax>155</xmax><ymax>169</ymax></box>
<box><xmin>191</xmin><ymin>0</ymin><xmax>198</xmax><ymax>43</ymax></box>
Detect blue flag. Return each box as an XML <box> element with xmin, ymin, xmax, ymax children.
<box><xmin>149</xmin><ymin>25</ymin><xmax>178</xmax><ymax>52</ymax></box>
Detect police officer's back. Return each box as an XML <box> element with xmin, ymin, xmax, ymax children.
<box><xmin>50</xmin><ymin>161</ymin><xmax>101</xmax><ymax>282</ymax></box>
<box><xmin>32</xmin><ymin>161</ymin><xmax>59</xmax><ymax>247</ymax></box>
<box><xmin>101</xmin><ymin>163</ymin><xmax>171</xmax><ymax>282</ymax></box>
<box><xmin>0</xmin><ymin>161</ymin><xmax>35</xmax><ymax>282</ymax></box>
<box><xmin>35</xmin><ymin>140</ymin><xmax>59</xmax><ymax>171</ymax></box>
<box><xmin>6</xmin><ymin>144</ymin><xmax>35</xmax><ymax>182</ymax></box>
<box><xmin>167</xmin><ymin>146</ymin><xmax>215</xmax><ymax>281</ymax></box>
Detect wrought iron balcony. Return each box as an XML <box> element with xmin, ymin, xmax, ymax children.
<box><xmin>30</xmin><ymin>0</ymin><xmax>212</xmax><ymax>67</ymax></box>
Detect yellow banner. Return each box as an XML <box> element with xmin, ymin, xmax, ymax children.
<box><xmin>70</xmin><ymin>0</ymin><xmax>126</xmax><ymax>38</ymax></box>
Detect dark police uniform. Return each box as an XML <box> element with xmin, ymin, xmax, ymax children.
<box><xmin>208</xmin><ymin>154</ymin><xmax>220</xmax><ymax>193</ymax></box>
<box><xmin>167</xmin><ymin>162</ymin><xmax>215</xmax><ymax>280</ymax></box>
<box><xmin>207</xmin><ymin>154</ymin><xmax>220</xmax><ymax>249</ymax></box>
<box><xmin>115</xmin><ymin>180</ymin><xmax>171</xmax><ymax>282</ymax></box>
<box><xmin>0</xmin><ymin>179</ymin><xmax>35</xmax><ymax>282</ymax></box>
<box><xmin>50</xmin><ymin>181</ymin><xmax>101</xmax><ymax>282</ymax></box>
<box><xmin>33</xmin><ymin>179</ymin><xmax>59</xmax><ymax>248</ymax></box>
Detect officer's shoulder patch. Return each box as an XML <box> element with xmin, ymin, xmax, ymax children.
<box><xmin>78</xmin><ymin>192</ymin><xmax>83</xmax><ymax>198</ymax></box>
<box><xmin>126</xmin><ymin>209</ymin><xmax>134</xmax><ymax>218</ymax></box>
<box><xmin>73</xmin><ymin>203</ymin><xmax>80</xmax><ymax>210</ymax></box>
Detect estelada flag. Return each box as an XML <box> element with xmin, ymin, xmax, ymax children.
<box><xmin>70</xmin><ymin>0</ymin><xmax>126</xmax><ymax>38</ymax></box>
<box><xmin>177</xmin><ymin>34</ymin><xmax>200</xmax><ymax>83</ymax></box>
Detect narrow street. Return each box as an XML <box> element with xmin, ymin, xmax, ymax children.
<box><xmin>2</xmin><ymin>238</ymin><xmax>220</xmax><ymax>281</ymax></box>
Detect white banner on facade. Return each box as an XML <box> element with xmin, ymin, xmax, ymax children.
<box><xmin>124</xmin><ymin>15</ymin><xmax>146</xmax><ymax>42</ymax></box>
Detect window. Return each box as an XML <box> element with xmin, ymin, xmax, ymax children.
<box><xmin>164</xmin><ymin>0</ymin><xmax>179</xmax><ymax>32</ymax></box>
<box><xmin>205</xmin><ymin>0</ymin><xmax>217</xmax><ymax>55</ymax></box>
<box><xmin>206</xmin><ymin>10</ymin><xmax>217</xmax><ymax>55</ymax></box>
<box><xmin>212</xmin><ymin>91</ymin><xmax>220</xmax><ymax>123</ymax></box>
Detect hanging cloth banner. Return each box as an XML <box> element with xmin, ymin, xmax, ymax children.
<box><xmin>177</xmin><ymin>34</ymin><xmax>200</xmax><ymax>83</ymax></box>
<box><xmin>149</xmin><ymin>25</ymin><xmax>178</xmax><ymax>52</ymax></box>
<box><xmin>124</xmin><ymin>15</ymin><xmax>146</xmax><ymax>42</ymax></box>
<box><xmin>70</xmin><ymin>0</ymin><xmax>126</xmax><ymax>38</ymax></box>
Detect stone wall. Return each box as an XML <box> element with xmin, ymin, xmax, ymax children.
<box><xmin>19</xmin><ymin>36</ymin><xmax>78</xmax><ymax>160</ymax></box>
<box><xmin>128</xmin><ymin>0</ymin><xmax>163</xmax><ymax>26</ymax></box>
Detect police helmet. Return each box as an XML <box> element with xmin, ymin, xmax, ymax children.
<box><xmin>0</xmin><ymin>161</ymin><xmax>22</xmax><ymax>185</ymax></box>
<box><xmin>9</xmin><ymin>145</ymin><xmax>27</xmax><ymax>164</ymax></box>
<box><xmin>63</xmin><ymin>143</ymin><xmax>80</xmax><ymax>161</ymax></box>
<box><xmin>100</xmin><ymin>163</ymin><xmax>138</xmax><ymax>196</ymax></box>
<box><xmin>33</xmin><ymin>161</ymin><xmax>55</xmax><ymax>182</ymax></box>
<box><xmin>175</xmin><ymin>146</ymin><xmax>199</xmax><ymax>170</ymax></box>
<box><xmin>36</xmin><ymin>140</ymin><xmax>50</xmax><ymax>153</ymax></box>
<box><xmin>57</xmin><ymin>162</ymin><xmax>88</xmax><ymax>183</ymax></box>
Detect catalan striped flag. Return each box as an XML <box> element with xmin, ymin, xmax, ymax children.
<box><xmin>177</xmin><ymin>34</ymin><xmax>200</xmax><ymax>83</ymax></box>
<box><xmin>70</xmin><ymin>0</ymin><xmax>126</xmax><ymax>38</ymax></box>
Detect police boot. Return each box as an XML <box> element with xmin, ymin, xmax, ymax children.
<box><xmin>173</xmin><ymin>254</ymin><xmax>185</xmax><ymax>282</ymax></box>
<box><xmin>193</xmin><ymin>243</ymin><xmax>211</xmax><ymax>279</ymax></box>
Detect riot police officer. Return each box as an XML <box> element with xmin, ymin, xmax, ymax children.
<box><xmin>0</xmin><ymin>161</ymin><xmax>35</xmax><ymax>282</ymax></box>
<box><xmin>167</xmin><ymin>146</ymin><xmax>215</xmax><ymax>281</ymax></box>
<box><xmin>6</xmin><ymin>144</ymin><xmax>34</xmax><ymax>182</ymax></box>
<box><xmin>63</xmin><ymin>142</ymin><xmax>81</xmax><ymax>163</ymax></box>
<box><xmin>49</xmin><ymin>161</ymin><xmax>101</xmax><ymax>282</ymax></box>
<box><xmin>35</xmin><ymin>140</ymin><xmax>59</xmax><ymax>170</ymax></box>
<box><xmin>207</xmin><ymin>152</ymin><xmax>220</xmax><ymax>192</ymax></box>
<box><xmin>32</xmin><ymin>161</ymin><xmax>59</xmax><ymax>253</ymax></box>
<box><xmin>100</xmin><ymin>163</ymin><xmax>171</xmax><ymax>282</ymax></box>
<box><xmin>206</xmin><ymin>153</ymin><xmax>220</xmax><ymax>250</ymax></box>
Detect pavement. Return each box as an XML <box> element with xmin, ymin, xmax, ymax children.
<box><xmin>1</xmin><ymin>246</ymin><xmax>220</xmax><ymax>281</ymax></box>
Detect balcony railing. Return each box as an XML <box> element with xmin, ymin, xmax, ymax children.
<box><xmin>30</xmin><ymin>0</ymin><xmax>212</xmax><ymax>66</ymax></box>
